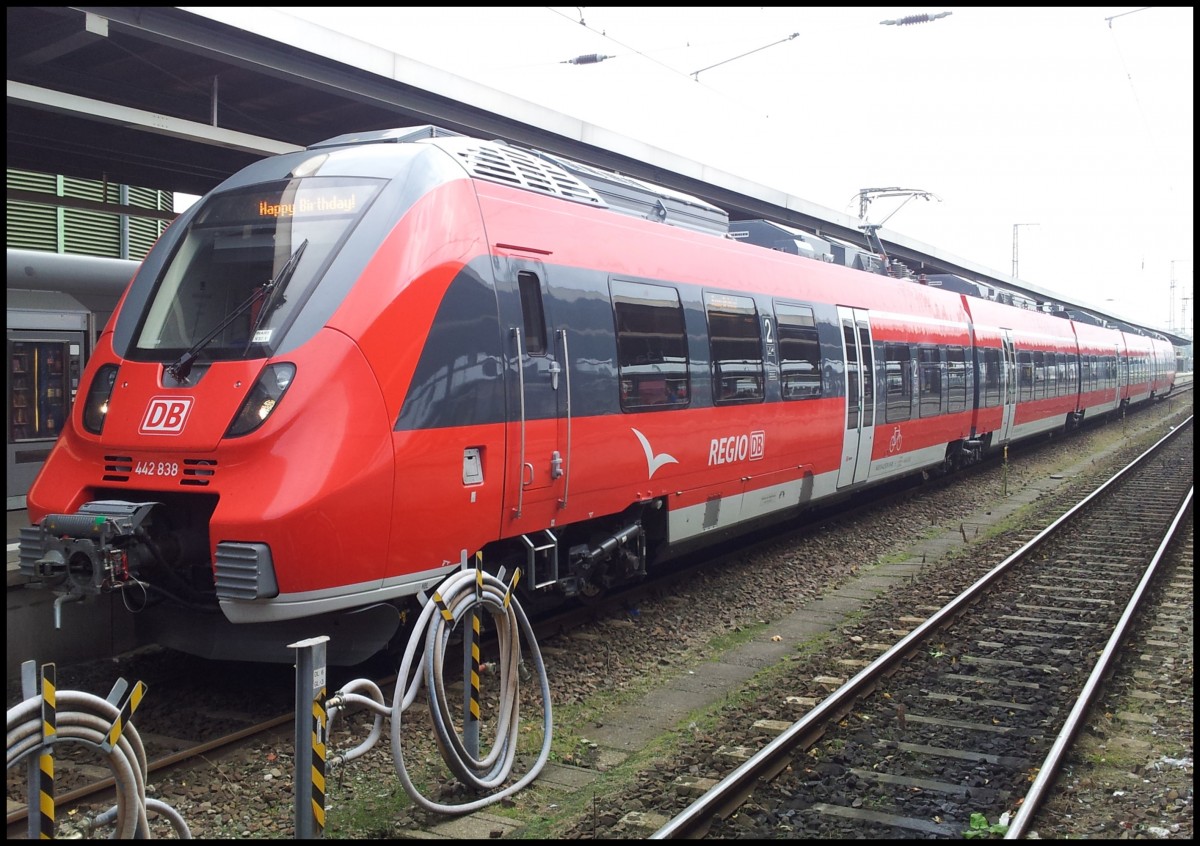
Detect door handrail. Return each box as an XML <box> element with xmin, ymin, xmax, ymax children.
<box><xmin>558</xmin><ymin>328</ymin><xmax>572</xmax><ymax>509</ymax></box>
<box><xmin>512</xmin><ymin>327</ymin><xmax>527</xmax><ymax>518</ymax></box>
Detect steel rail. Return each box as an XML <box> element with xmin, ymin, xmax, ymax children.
<box><xmin>1005</xmin><ymin>484</ymin><xmax>1193</xmax><ymax>839</ymax></box>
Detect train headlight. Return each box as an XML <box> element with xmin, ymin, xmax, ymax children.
<box><xmin>82</xmin><ymin>364</ymin><xmax>120</xmax><ymax>434</ymax></box>
<box><xmin>225</xmin><ymin>363</ymin><xmax>296</xmax><ymax>437</ymax></box>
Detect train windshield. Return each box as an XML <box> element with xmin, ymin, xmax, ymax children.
<box><xmin>132</xmin><ymin>177</ymin><xmax>382</xmax><ymax>361</ymax></box>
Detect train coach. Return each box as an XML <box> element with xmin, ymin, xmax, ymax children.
<box><xmin>17</xmin><ymin>126</ymin><xmax>1176</xmax><ymax>663</ymax></box>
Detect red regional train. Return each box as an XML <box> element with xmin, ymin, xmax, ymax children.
<box><xmin>18</xmin><ymin>126</ymin><xmax>1177</xmax><ymax>663</ymax></box>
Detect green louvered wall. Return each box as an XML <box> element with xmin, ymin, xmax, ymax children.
<box><xmin>6</xmin><ymin>169</ymin><xmax>173</xmax><ymax>260</ymax></box>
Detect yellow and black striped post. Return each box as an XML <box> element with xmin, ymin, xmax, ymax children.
<box><xmin>289</xmin><ymin>636</ymin><xmax>329</xmax><ymax>839</ymax></box>
<box><xmin>100</xmin><ymin>680</ymin><xmax>147</xmax><ymax>754</ymax></box>
<box><xmin>462</xmin><ymin>555</ymin><xmax>484</xmax><ymax>759</ymax></box>
<box><xmin>37</xmin><ymin>663</ymin><xmax>56</xmax><ymax>840</ymax></box>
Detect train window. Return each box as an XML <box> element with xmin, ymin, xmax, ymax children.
<box><xmin>707</xmin><ymin>292</ymin><xmax>764</xmax><ymax>404</ymax></box>
<box><xmin>775</xmin><ymin>302</ymin><xmax>822</xmax><ymax>400</ymax></box>
<box><xmin>918</xmin><ymin>345</ymin><xmax>942</xmax><ymax>418</ymax></box>
<box><xmin>1043</xmin><ymin>352</ymin><xmax>1057</xmax><ymax>397</ymax></box>
<box><xmin>611</xmin><ymin>279</ymin><xmax>689</xmax><ymax>411</ymax></box>
<box><xmin>884</xmin><ymin>343</ymin><xmax>911</xmax><ymax>422</ymax></box>
<box><xmin>1017</xmin><ymin>351</ymin><xmax>1033</xmax><ymax>401</ymax></box>
<box><xmin>946</xmin><ymin>346</ymin><xmax>967</xmax><ymax>413</ymax></box>
<box><xmin>981</xmin><ymin>348</ymin><xmax>1002</xmax><ymax>407</ymax></box>
<box><xmin>859</xmin><ymin>324</ymin><xmax>875</xmax><ymax>425</ymax></box>
<box><xmin>1032</xmin><ymin>351</ymin><xmax>1046</xmax><ymax>399</ymax></box>
<box><xmin>517</xmin><ymin>271</ymin><xmax>547</xmax><ymax>355</ymax></box>
<box><xmin>843</xmin><ymin>322</ymin><xmax>860</xmax><ymax>429</ymax></box>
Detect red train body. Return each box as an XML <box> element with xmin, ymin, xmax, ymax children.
<box><xmin>19</xmin><ymin>127</ymin><xmax>1177</xmax><ymax>662</ymax></box>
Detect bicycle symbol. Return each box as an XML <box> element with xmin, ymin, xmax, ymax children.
<box><xmin>887</xmin><ymin>426</ymin><xmax>903</xmax><ymax>454</ymax></box>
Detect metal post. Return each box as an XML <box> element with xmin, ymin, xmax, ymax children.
<box><xmin>463</xmin><ymin>553</ymin><xmax>482</xmax><ymax>760</ymax></box>
<box><xmin>1012</xmin><ymin>222</ymin><xmax>1038</xmax><ymax>279</ymax></box>
<box><xmin>290</xmin><ymin>636</ymin><xmax>329</xmax><ymax>839</ymax></box>
<box><xmin>22</xmin><ymin>661</ymin><xmax>56</xmax><ymax>840</ymax></box>
<box><xmin>39</xmin><ymin>662</ymin><xmax>56</xmax><ymax>839</ymax></box>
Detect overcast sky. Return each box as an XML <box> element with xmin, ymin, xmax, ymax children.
<box><xmin>266</xmin><ymin>6</ymin><xmax>1192</xmax><ymax>333</ymax></box>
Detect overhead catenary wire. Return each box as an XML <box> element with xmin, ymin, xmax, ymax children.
<box><xmin>691</xmin><ymin>32</ymin><xmax>799</xmax><ymax>80</ymax></box>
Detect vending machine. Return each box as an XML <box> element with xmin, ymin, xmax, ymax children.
<box><xmin>7</xmin><ymin>290</ymin><xmax>89</xmax><ymax>509</ymax></box>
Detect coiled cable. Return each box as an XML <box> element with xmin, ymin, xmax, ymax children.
<box><xmin>7</xmin><ymin>688</ymin><xmax>191</xmax><ymax>838</ymax></box>
<box><xmin>328</xmin><ymin>568</ymin><xmax>553</xmax><ymax>815</ymax></box>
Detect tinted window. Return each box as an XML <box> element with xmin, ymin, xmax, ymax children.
<box><xmin>612</xmin><ymin>279</ymin><xmax>689</xmax><ymax>411</ymax></box>
<box><xmin>885</xmin><ymin>343</ymin><xmax>911</xmax><ymax>422</ymax></box>
<box><xmin>707</xmin><ymin>292</ymin><xmax>763</xmax><ymax>404</ymax></box>
<box><xmin>776</xmin><ymin>302</ymin><xmax>822</xmax><ymax>400</ymax></box>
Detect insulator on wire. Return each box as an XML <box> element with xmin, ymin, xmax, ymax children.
<box><xmin>880</xmin><ymin>11</ymin><xmax>952</xmax><ymax>26</ymax></box>
<box><xmin>563</xmin><ymin>53</ymin><xmax>612</xmax><ymax>65</ymax></box>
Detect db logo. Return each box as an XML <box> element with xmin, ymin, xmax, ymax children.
<box><xmin>140</xmin><ymin>397</ymin><xmax>194</xmax><ymax>435</ymax></box>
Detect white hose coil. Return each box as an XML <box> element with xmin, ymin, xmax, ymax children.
<box><xmin>329</xmin><ymin>568</ymin><xmax>553</xmax><ymax>815</ymax></box>
<box><xmin>7</xmin><ymin>688</ymin><xmax>191</xmax><ymax>838</ymax></box>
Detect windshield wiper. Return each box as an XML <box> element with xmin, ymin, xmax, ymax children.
<box><xmin>166</xmin><ymin>239</ymin><xmax>308</xmax><ymax>384</ymax></box>
<box><xmin>243</xmin><ymin>238</ymin><xmax>308</xmax><ymax>356</ymax></box>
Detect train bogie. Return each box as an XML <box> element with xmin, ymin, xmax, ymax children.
<box><xmin>17</xmin><ymin>127</ymin><xmax>1177</xmax><ymax>663</ymax></box>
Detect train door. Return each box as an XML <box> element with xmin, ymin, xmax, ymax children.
<box><xmin>836</xmin><ymin>306</ymin><xmax>876</xmax><ymax>488</ymax></box>
<box><xmin>1116</xmin><ymin>341</ymin><xmax>1128</xmax><ymax>404</ymax></box>
<box><xmin>498</xmin><ymin>259</ymin><xmax>569</xmax><ymax>527</ymax></box>
<box><xmin>998</xmin><ymin>330</ymin><xmax>1017</xmax><ymax>442</ymax></box>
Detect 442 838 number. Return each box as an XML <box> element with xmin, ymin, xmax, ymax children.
<box><xmin>135</xmin><ymin>460</ymin><xmax>179</xmax><ymax>477</ymax></box>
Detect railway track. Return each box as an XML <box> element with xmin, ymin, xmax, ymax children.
<box><xmin>6</xmin><ymin>400</ymin><xmax>1190</xmax><ymax>838</ymax></box>
<box><xmin>654</xmin><ymin>415</ymin><xmax>1193</xmax><ymax>839</ymax></box>
<box><xmin>1028</xmin><ymin>524</ymin><xmax>1193</xmax><ymax>838</ymax></box>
